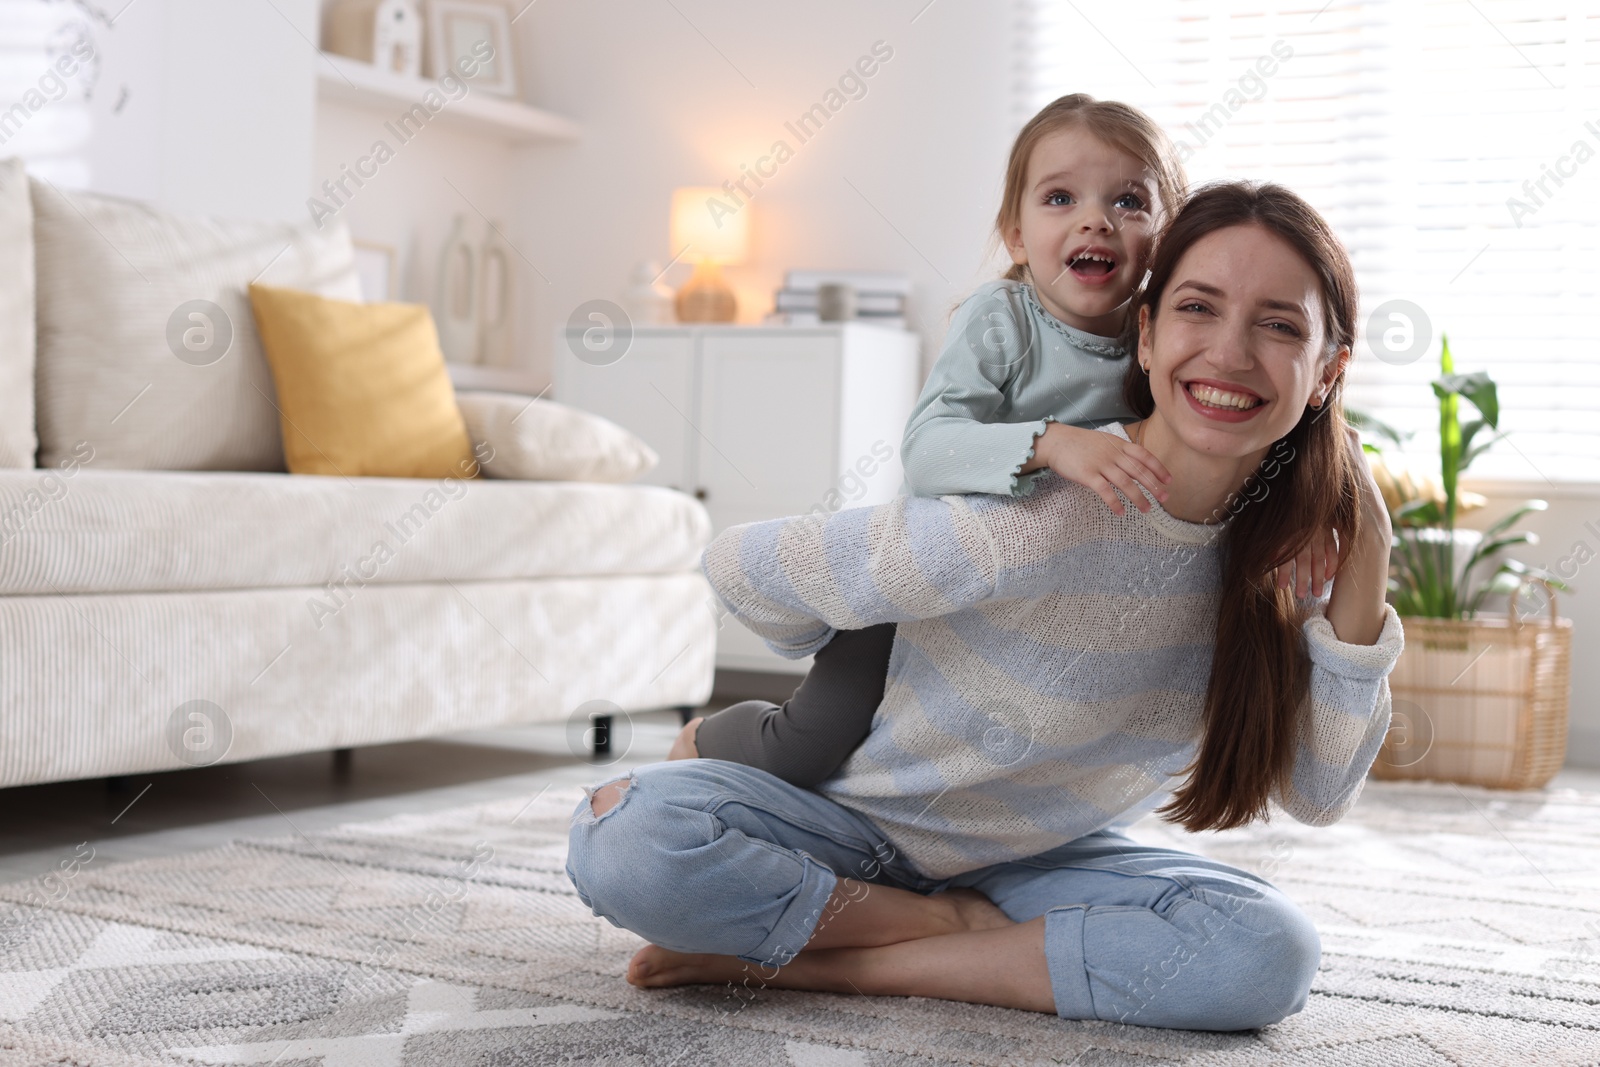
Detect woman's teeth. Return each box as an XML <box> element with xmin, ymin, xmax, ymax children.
<box><xmin>1187</xmin><ymin>383</ymin><xmax>1262</xmax><ymax>410</ymax></box>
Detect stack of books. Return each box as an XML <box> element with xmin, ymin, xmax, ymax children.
<box><xmin>768</xmin><ymin>270</ymin><xmax>910</xmax><ymax>329</ymax></box>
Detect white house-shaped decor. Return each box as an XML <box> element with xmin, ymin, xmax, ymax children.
<box><xmin>324</xmin><ymin>0</ymin><xmax>422</xmax><ymax>78</ymax></box>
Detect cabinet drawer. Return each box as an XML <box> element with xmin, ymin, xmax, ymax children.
<box><xmin>554</xmin><ymin>331</ymin><xmax>696</xmax><ymax>493</ymax></box>
<box><xmin>695</xmin><ymin>333</ymin><xmax>840</xmax><ymax>526</ymax></box>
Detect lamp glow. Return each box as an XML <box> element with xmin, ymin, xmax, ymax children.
<box><xmin>669</xmin><ymin>186</ymin><xmax>749</xmax><ymax>322</ymax></box>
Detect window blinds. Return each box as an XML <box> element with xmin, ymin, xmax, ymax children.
<box><xmin>0</xmin><ymin>0</ymin><xmax>97</xmax><ymax>188</ymax></box>
<box><xmin>1024</xmin><ymin>0</ymin><xmax>1600</xmax><ymax>482</ymax></box>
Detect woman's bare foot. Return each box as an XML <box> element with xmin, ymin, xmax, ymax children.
<box><xmin>627</xmin><ymin>944</ymin><xmax>755</xmax><ymax>988</ymax></box>
<box><xmin>934</xmin><ymin>887</ymin><xmax>1014</xmax><ymax>933</ymax></box>
<box><xmin>624</xmin><ymin>889</ymin><xmax>1011</xmax><ymax>991</ymax></box>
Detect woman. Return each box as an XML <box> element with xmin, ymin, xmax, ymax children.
<box><xmin>565</xmin><ymin>182</ymin><xmax>1401</xmax><ymax>1032</ymax></box>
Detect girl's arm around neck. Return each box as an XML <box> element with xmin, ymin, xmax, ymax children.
<box><xmin>901</xmin><ymin>282</ymin><xmax>1052</xmax><ymax>498</ymax></box>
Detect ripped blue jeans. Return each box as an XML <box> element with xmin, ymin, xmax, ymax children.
<box><xmin>566</xmin><ymin>759</ymin><xmax>1320</xmax><ymax>1031</ymax></box>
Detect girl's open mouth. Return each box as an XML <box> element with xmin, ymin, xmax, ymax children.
<box><xmin>1182</xmin><ymin>380</ymin><xmax>1266</xmax><ymax>423</ymax></box>
<box><xmin>1066</xmin><ymin>249</ymin><xmax>1118</xmax><ymax>285</ymax></box>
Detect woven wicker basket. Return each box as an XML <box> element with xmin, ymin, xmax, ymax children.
<box><xmin>1373</xmin><ymin>579</ymin><xmax>1572</xmax><ymax>789</ymax></box>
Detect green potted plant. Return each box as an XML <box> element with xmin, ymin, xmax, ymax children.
<box><xmin>1351</xmin><ymin>335</ymin><xmax>1567</xmax><ymax>618</ymax></box>
<box><xmin>1351</xmin><ymin>335</ymin><xmax>1573</xmax><ymax>789</ymax></box>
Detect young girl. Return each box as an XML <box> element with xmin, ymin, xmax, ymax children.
<box><xmin>678</xmin><ymin>94</ymin><xmax>1322</xmax><ymax>783</ymax></box>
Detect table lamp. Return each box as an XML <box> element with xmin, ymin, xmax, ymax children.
<box><xmin>670</xmin><ymin>186</ymin><xmax>749</xmax><ymax>322</ymax></box>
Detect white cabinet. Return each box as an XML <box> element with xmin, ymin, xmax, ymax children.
<box><xmin>555</xmin><ymin>323</ymin><xmax>921</xmax><ymax>673</ymax></box>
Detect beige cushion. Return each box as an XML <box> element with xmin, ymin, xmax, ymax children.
<box><xmin>0</xmin><ymin>159</ymin><xmax>34</xmax><ymax>468</ymax></box>
<box><xmin>456</xmin><ymin>391</ymin><xmax>659</xmax><ymax>483</ymax></box>
<box><xmin>0</xmin><ymin>467</ymin><xmax>710</xmax><ymax>595</ymax></box>
<box><xmin>31</xmin><ymin>182</ymin><xmax>362</xmax><ymax>471</ymax></box>
<box><xmin>248</xmin><ymin>284</ymin><xmax>475</xmax><ymax>478</ymax></box>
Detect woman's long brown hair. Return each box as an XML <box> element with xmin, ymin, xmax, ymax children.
<box><xmin>1126</xmin><ymin>181</ymin><xmax>1363</xmax><ymax>832</ymax></box>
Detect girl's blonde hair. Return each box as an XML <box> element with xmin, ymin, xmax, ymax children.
<box><xmin>995</xmin><ymin>94</ymin><xmax>1188</xmax><ymax>284</ymax></box>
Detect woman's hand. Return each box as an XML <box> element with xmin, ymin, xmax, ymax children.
<box><xmin>1324</xmin><ymin>428</ymin><xmax>1393</xmax><ymax>645</ymax></box>
<box><xmin>1019</xmin><ymin>423</ymin><xmax>1172</xmax><ymax>515</ymax></box>
<box><xmin>667</xmin><ymin>716</ymin><xmax>703</xmax><ymax>761</ymax></box>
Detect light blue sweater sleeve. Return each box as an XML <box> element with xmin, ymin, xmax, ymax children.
<box><xmin>700</xmin><ymin>491</ymin><xmax>1003</xmax><ymax>658</ymax></box>
<box><xmin>901</xmin><ymin>282</ymin><xmax>1056</xmax><ymax>499</ymax></box>
<box><xmin>1277</xmin><ymin>604</ymin><xmax>1405</xmax><ymax>825</ymax></box>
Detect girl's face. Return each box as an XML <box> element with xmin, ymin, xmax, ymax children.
<box><xmin>1138</xmin><ymin>223</ymin><xmax>1349</xmax><ymax>462</ymax></box>
<box><xmin>1003</xmin><ymin>125</ymin><xmax>1161</xmax><ymax>337</ymax></box>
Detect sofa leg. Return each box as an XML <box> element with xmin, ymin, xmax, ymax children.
<box><xmin>590</xmin><ymin>715</ymin><xmax>611</xmax><ymax>758</ymax></box>
<box><xmin>675</xmin><ymin>705</ymin><xmax>698</xmax><ymax>726</ymax></box>
<box><xmin>332</xmin><ymin>748</ymin><xmax>353</xmax><ymax>778</ymax></box>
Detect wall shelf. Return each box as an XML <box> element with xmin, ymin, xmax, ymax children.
<box><xmin>315</xmin><ymin>53</ymin><xmax>580</xmax><ymax>144</ymax></box>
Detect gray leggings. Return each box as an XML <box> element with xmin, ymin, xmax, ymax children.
<box><xmin>693</xmin><ymin>623</ymin><xmax>896</xmax><ymax>787</ymax></box>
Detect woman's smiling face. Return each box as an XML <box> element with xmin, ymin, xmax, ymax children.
<box><xmin>1138</xmin><ymin>222</ymin><xmax>1349</xmax><ymax>461</ymax></box>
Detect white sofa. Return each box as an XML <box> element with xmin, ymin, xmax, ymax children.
<box><xmin>0</xmin><ymin>160</ymin><xmax>715</xmax><ymax>788</ymax></box>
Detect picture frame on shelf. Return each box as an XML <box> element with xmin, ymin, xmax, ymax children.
<box><xmin>352</xmin><ymin>240</ymin><xmax>399</xmax><ymax>302</ymax></box>
<box><xmin>424</xmin><ymin>1</ymin><xmax>517</xmax><ymax>97</ymax></box>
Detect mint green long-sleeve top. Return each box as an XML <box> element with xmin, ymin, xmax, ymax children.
<box><xmin>902</xmin><ymin>278</ymin><xmax>1136</xmax><ymax>497</ymax></box>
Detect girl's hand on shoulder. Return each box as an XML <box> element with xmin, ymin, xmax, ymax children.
<box><xmin>1026</xmin><ymin>423</ymin><xmax>1172</xmax><ymax>515</ymax></box>
<box><xmin>1273</xmin><ymin>431</ymin><xmax>1391</xmax><ymax>598</ymax></box>
<box><xmin>1274</xmin><ymin>528</ymin><xmax>1340</xmax><ymax>599</ymax></box>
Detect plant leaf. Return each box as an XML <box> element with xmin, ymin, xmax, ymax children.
<box><xmin>1437</xmin><ymin>371</ymin><xmax>1499</xmax><ymax>429</ymax></box>
<box><xmin>1493</xmin><ymin>557</ymin><xmax>1572</xmax><ymax>591</ymax></box>
<box><xmin>1437</xmin><ymin>345</ymin><xmax>1463</xmax><ymax>528</ymax></box>
<box><xmin>1397</xmin><ymin>498</ymin><xmax>1443</xmax><ymax>527</ymax></box>
<box><xmin>1460</xmin><ymin>533</ymin><xmax>1538</xmax><ymax>596</ymax></box>
<box><xmin>1458</xmin><ymin>419</ymin><xmax>1486</xmax><ymax>475</ymax></box>
<box><xmin>1482</xmin><ymin>499</ymin><xmax>1547</xmax><ymax>541</ymax></box>
<box><xmin>1467</xmin><ymin>565</ymin><xmax>1524</xmax><ymax>616</ymax></box>
<box><xmin>1462</xmin><ymin>433</ymin><xmax>1501</xmax><ymax>469</ymax></box>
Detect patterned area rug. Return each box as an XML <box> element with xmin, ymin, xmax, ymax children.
<box><xmin>1</xmin><ymin>778</ymin><xmax>1597</xmax><ymax>1067</ymax></box>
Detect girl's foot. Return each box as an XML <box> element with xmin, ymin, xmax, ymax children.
<box><xmin>627</xmin><ymin>944</ymin><xmax>753</xmax><ymax>988</ymax></box>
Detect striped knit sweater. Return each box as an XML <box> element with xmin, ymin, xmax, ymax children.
<box><xmin>702</xmin><ymin>422</ymin><xmax>1405</xmax><ymax>880</ymax></box>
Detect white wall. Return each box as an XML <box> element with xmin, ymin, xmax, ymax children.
<box><xmin>87</xmin><ymin>0</ymin><xmax>318</xmax><ymax>222</ymax></box>
<box><xmin>77</xmin><ymin>0</ymin><xmax>1020</xmax><ymax>403</ymax></box>
<box><xmin>311</xmin><ymin>98</ymin><xmax>521</xmax><ymax>314</ymax></box>
<box><xmin>510</xmin><ymin>1</ymin><xmax>1017</xmax><ymax>381</ymax></box>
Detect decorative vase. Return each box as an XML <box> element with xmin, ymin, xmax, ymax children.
<box><xmin>476</xmin><ymin>222</ymin><xmax>514</xmax><ymax>366</ymax></box>
<box><xmin>622</xmin><ymin>261</ymin><xmax>674</xmax><ymax>326</ymax></box>
<box><xmin>434</xmin><ymin>215</ymin><xmax>479</xmax><ymax>363</ymax></box>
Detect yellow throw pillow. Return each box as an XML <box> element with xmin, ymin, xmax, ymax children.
<box><xmin>248</xmin><ymin>284</ymin><xmax>475</xmax><ymax>478</ymax></box>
